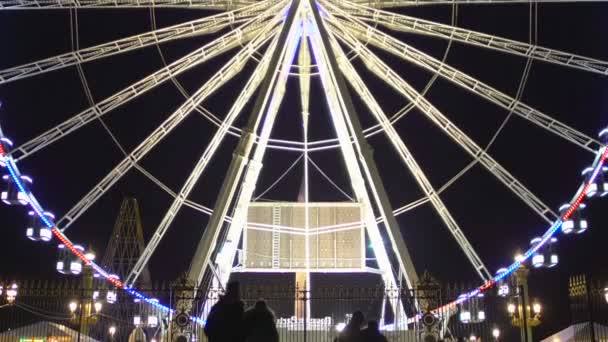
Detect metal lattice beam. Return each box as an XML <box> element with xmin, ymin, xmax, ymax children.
<box><xmin>326</xmin><ymin>11</ymin><xmax>559</xmax><ymax>225</ymax></box>
<box><xmin>9</xmin><ymin>10</ymin><xmax>282</xmax><ymax>162</ymax></box>
<box><xmin>184</xmin><ymin>0</ymin><xmax>302</xmax><ymax>297</ymax></box>
<box><xmin>323</xmin><ymin>6</ymin><xmax>603</xmax><ymax>153</ymax></box>
<box><xmin>330</xmin><ymin>1</ymin><xmax>608</xmax><ymax>76</ymax></box>
<box><xmin>125</xmin><ymin>32</ymin><xmax>280</xmax><ymax>287</ymax></box>
<box><xmin>0</xmin><ymin>0</ymin><xmax>282</xmax><ymax>84</ymax></box>
<box><xmin>344</xmin><ymin>0</ymin><xmax>608</xmax><ymax>8</ymax></box>
<box><xmin>308</xmin><ymin>4</ymin><xmax>409</xmax><ymax>320</ymax></box>
<box><xmin>0</xmin><ymin>0</ymin><xmax>254</xmax><ymax>9</ymax></box>
<box><xmin>329</xmin><ymin>29</ymin><xmax>492</xmax><ymax>282</ymax></box>
<box><xmin>56</xmin><ymin>23</ymin><xmax>280</xmax><ymax>234</ymax></box>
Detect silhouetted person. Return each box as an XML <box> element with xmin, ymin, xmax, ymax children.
<box><xmin>360</xmin><ymin>321</ymin><xmax>388</xmax><ymax>342</ymax></box>
<box><xmin>204</xmin><ymin>281</ymin><xmax>245</xmax><ymax>342</ymax></box>
<box><xmin>243</xmin><ymin>299</ymin><xmax>279</xmax><ymax>342</ymax></box>
<box><xmin>336</xmin><ymin>311</ymin><xmax>365</xmax><ymax>342</ymax></box>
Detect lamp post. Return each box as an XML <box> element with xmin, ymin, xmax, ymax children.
<box><xmin>67</xmin><ymin>248</ymin><xmax>100</xmax><ymax>342</ymax></box>
<box><xmin>0</xmin><ymin>283</ymin><xmax>18</xmax><ymax>308</ymax></box>
<box><xmin>492</xmin><ymin>327</ymin><xmax>501</xmax><ymax>341</ymax></box>
<box><xmin>109</xmin><ymin>325</ymin><xmax>116</xmax><ymax>341</ymax></box>
<box><xmin>507</xmin><ymin>263</ymin><xmax>541</xmax><ymax>342</ymax></box>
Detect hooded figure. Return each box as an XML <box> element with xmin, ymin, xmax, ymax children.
<box><xmin>360</xmin><ymin>321</ymin><xmax>388</xmax><ymax>342</ymax></box>
<box><xmin>243</xmin><ymin>300</ymin><xmax>279</xmax><ymax>342</ymax></box>
<box><xmin>336</xmin><ymin>311</ymin><xmax>365</xmax><ymax>342</ymax></box>
<box><xmin>204</xmin><ymin>281</ymin><xmax>246</xmax><ymax>342</ymax></box>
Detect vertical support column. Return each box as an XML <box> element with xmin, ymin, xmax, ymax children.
<box><xmin>306</xmin><ymin>3</ymin><xmax>408</xmax><ymax>324</ymax></box>
<box><xmin>299</xmin><ymin>23</ymin><xmax>313</xmax><ymax>322</ymax></box>
<box><xmin>185</xmin><ymin>0</ymin><xmax>302</xmax><ymax>297</ymax></box>
<box><xmin>307</xmin><ymin>0</ymin><xmax>419</xmax><ymax>292</ymax></box>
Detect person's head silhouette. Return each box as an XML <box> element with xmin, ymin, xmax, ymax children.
<box><xmin>255</xmin><ymin>300</ymin><xmax>267</xmax><ymax>310</ymax></box>
<box><xmin>225</xmin><ymin>281</ymin><xmax>240</xmax><ymax>299</ymax></box>
<box><xmin>350</xmin><ymin>311</ymin><xmax>365</xmax><ymax>328</ymax></box>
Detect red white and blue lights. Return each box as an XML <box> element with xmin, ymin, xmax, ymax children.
<box><xmin>0</xmin><ymin>126</ymin><xmax>208</xmax><ymax>326</ymax></box>
<box><xmin>1</xmin><ymin>117</ymin><xmax>607</xmax><ymax>326</ymax></box>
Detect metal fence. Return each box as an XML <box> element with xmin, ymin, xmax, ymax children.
<box><xmin>568</xmin><ymin>274</ymin><xmax>608</xmax><ymax>341</ymax></box>
<box><xmin>0</xmin><ymin>279</ymin><xmax>510</xmax><ymax>342</ymax></box>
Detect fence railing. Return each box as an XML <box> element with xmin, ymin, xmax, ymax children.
<box><xmin>0</xmin><ymin>279</ymin><xmax>510</xmax><ymax>341</ymax></box>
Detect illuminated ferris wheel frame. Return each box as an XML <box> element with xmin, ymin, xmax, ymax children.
<box><xmin>1</xmin><ymin>0</ymin><xmax>608</xmax><ymax>329</ymax></box>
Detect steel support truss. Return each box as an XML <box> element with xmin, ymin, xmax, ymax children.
<box><xmin>0</xmin><ymin>0</ymin><xmax>254</xmax><ymax>9</ymax></box>
<box><xmin>345</xmin><ymin>0</ymin><xmax>608</xmax><ymax>8</ymax></box>
<box><xmin>165</xmin><ymin>0</ymin><xmax>427</xmax><ymax>326</ymax></box>
<box><xmin>8</xmin><ymin>5</ymin><xmax>285</xmax><ymax>162</ymax></box>
<box><xmin>0</xmin><ymin>0</ymin><xmax>283</xmax><ymax>85</ymax></box>
<box><xmin>55</xmin><ymin>14</ymin><xmax>283</xmax><ymax>233</ymax></box>
<box><xmin>323</xmin><ymin>5</ymin><xmax>603</xmax><ymax>153</ymax></box>
<box><xmin>326</xmin><ymin>26</ymin><xmax>492</xmax><ymax>282</ymax></box>
<box><xmin>330</xmin><ymin>0</ymin><xmax>608</xmax><ymax>76</ymax></box>
<box><xmin>324</xmin><ymin>7</ymin><xmax>559</xmax><ymax>226</ymax></box>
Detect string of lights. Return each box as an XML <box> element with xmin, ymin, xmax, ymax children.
<box><xmin>0</xmin><ymin>133</ymin><xmax>208</xmax><ymax>326</ymax></box>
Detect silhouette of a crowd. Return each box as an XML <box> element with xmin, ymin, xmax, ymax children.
<box><xmin>203</xmin><ymin>281</ymin><xmax>388</xmax><ymax>342</ymax></box>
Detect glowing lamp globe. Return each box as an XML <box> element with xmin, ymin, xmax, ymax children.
<box><xmin>26</xmin><ymin>210</ymin><xmax>54</xmax><ymax>242</ymax></box>
<box><xmin>2</xmin><ymin>174</ymin><xmax>32</xmax><ymax>206</ymax></box>
<box><xmin>6</xmin><ymin>283</ymin><xmax>17</xmax><ymax>303</ymax></box>
<box><xmin>532</xmin><ymin>302</ymin><xmax>542</xmax><ymax>314</ymax></box>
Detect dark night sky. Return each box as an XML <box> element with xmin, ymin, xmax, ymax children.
<box><xmin>2</xmin><ymin>2</ymin><xmax>608</xmax><ymax>339</ymax></box>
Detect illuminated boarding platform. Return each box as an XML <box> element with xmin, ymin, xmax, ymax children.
<box><xmin>238</xmin><ymin>202</ymin><xmax>366</xmax><ymax>273</ymax></box>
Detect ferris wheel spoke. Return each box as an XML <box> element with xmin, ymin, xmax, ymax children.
<box><xmin>325</xmin><ymin>9</ymin><xmax>603</xmax><ymax>153</ymax></box>
<box><xmin>326</xmin><ymin>13</ymin><xmax>559</xmax><ymax>225</ymax></box>
<box><xmin>55</xmin><ymin>22</ymin><xmax>281</xmax><ymax>233</ymax></box>
<box><xmin>329</xmin><ymin>31</ymin><xmax>491</xmax><ymax>282</ymax></box>
<box><xmin>330</xmin><ymin>1</ymin><xmax>608</xmax><ymax>76</ymax></box>
<box><xmin>0</xmin><ymin>0</ymin><xmax>282</xmax><ymax>85</ymax></box>
<box><xmin>342</xmin><ymin>0</ymin><xmax>608</xmax><ymax>8</ymax></box>
<box><xmin>9</xmin><ymin>10</ymin><xmax>283</xmax><ymax>163</ymax></box>
<box><xmin>125</xmin><ymin>32</ymin><xmax>281</xmax><ymax>287</ymax></box>
<box><xmin>0</xmin><ymin>0</ymin><xmax>255</xmax><ymax>10</ymax></box>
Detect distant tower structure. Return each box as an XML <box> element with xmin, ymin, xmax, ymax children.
<box><xmin>102</xmin><ymin>197</ymin><xmax>152</xmax><ymax>287</ymax></box>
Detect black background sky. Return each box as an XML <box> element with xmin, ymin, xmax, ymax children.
<box><xmin>1</xmin><ymin>1</ymin><xmax>608</xmax><ymax>339</ymax></box>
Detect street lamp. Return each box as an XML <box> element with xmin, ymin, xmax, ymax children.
<box><xmin>507</xmin><ymin>302</ymin><xmax>516</xmax><ymax>315</ymax></box>
<box><xmin>6</xmin><ymin>283</ymin><xmax>17</xmax><ymax>304</ymax></box>
<box><xmin>109</xmin><ymin>325</ymin><xmax>116</xmax><ymax>340</ymax></box>
<box><xmin>492</xmin><ymin>327</ymin><xmax>500</xmax><ymax>340</ymax></box>
<box><xmin>69</xmin><ymin>301</ymin><xmax>78</xmax><ymax>314</ymax></box>
<box><xmin>532</xmin><ymin>301</ymin><xmax>542</xmax><ymax>316</ymax></box>
<box><xmin>94</xmin><ymin>301</ymin><xmax>102</xmax><ymax>314</ymax></box>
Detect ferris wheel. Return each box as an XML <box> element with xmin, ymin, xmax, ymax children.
<box><xmin>1</xmin><ymin>0</ymin><xmax>608</xmax><ymax>330</ymax></box>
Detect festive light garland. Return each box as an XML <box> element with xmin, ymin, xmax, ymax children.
<box><xmin>0</xmin><ymin>138</ymin><xmax>207</xmax><ymax>325</ymax></box>
<box><xmin>410</xmin><ymin>145</ymin><xmax>608</xmax><ymax>322</ymax></box>
<box><xmin>1</xmin><ymin>126</ymin><xmax>607</xmax><ymax>327</ymax></box>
